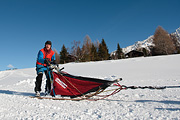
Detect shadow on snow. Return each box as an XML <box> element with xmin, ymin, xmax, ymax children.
<box><xmin>135</xmin><ymin>100</ymin><xmax>180</xmax><ymax>111</ymax></box>
<box><xmin>0</xmin><ymin>89</ymin><xmax>34</xmax><ymax>96</ymax></box>
<box><xmin>135</xmin><ymin>100</ymin><xmax>180</xmax><ymax>105</ymax></box>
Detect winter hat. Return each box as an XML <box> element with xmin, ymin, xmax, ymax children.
<box><xmin>45</xmin><ymin>41</ymin><xmax>52</xmax><ymax>46</ymax></box>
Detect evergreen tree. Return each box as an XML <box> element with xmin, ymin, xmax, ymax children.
<box><xmin>90</xmin><ymin>44</ymin><xmax>98</xmax><ymax>61</ymax></box>
<box><xmin>153</xmin><ymin>26</ymin><xmax>175</xmax><ymax>55</ymax></box>
<box><xmin>60</xmin><ymin>44</ymin><xmax>69</xmax><ymax>64</ymax></box>
<box><xmin>97</xmin><ymin>43</ymin><xmax>103</xmax><ymax>61</ymax></box>
<box><xmin>116</xmin><ymin>43</ymin><xmax>124</xmax><ymax>59</ymax></box>
<box><xmin>98</xmin><ymin>39</ymin><xmax>109</xmax><ymax>60</ymax></box>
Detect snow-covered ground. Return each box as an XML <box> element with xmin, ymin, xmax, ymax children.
<box><xmin>0</xmin><ymin>54</ymin><xmax>180</xmax><ymax>120</ymax></box>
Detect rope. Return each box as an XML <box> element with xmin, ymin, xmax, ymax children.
<box><xmin>87</xmin><ymin>84</ymin><xmax>180</xmax><ymax>101</ymax></box>
<box><xmin>59</xmin><ymin>73</ymin><xmax>84</xmax><ymax>96</ymax></box>
<box><xmin>46</xmin><ymin>64</ymin><xmax>84</xmax><ymax>97</ymax></box>
<box><xmin>88</xmin><ymin>83</ymin><xmax>125</xmax><ymax>101</ymax></box>
<box><xmin>47</xmin><ymin>68</ymin><xmax>56</xmax><ymax>96</ymax></box>
<box><xmin>123</xmin><ymin>85</ymin><xmax>180</xmax><ymax>90</ymax></box>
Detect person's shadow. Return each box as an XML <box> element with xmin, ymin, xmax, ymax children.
<box><xmin>0</xmin><ymin>89</ymin><xmax>34</xmax><ymax>96</ymax></box>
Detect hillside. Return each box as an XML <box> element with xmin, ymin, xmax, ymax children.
<box><xmin>0</xmin><ymin>54</ymin><xmax>180</xmax><ymax>119</ymax></box>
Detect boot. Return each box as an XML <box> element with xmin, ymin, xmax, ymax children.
<box><xmin>35</xmin><ymin>91</ymin><xmax>40</xmax><ymax>97</ymax></box>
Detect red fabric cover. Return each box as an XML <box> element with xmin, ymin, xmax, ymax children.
<box><xmin>50</xmin><ymin>72</ymin><xmax>103</xmax><ymax>96</ymax></box>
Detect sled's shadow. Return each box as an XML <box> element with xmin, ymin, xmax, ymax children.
<box><xmin>0</xmin><ymin>89</ymin><xmax>34</xmax><ymax>96</ymax></box>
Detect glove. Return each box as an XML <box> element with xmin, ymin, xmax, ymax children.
<box><xmin>44</xmin><ymin>58</ymin><xmax>50</xmax><ymax>66</ymax></box>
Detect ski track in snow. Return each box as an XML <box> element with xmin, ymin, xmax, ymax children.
<box><xmin>0</xmin><ymin>70</ymin><xmax>13</xmax><ymax>81</ymax></box>
<box><xmin>0</xmin><ymin>55</ymin><xmax>180</xmax><ymax>120</ymax></box>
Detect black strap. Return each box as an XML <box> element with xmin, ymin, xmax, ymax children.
<box><xmin>123</xmin><ymin>85</ymin><xmax>180</xmax><ymax>90</ymax></box>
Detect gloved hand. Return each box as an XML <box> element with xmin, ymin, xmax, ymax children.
<box><xmin>44</xmin><ymin>58</ymin><xmax>51</xmax><ymax>66</ymax></box>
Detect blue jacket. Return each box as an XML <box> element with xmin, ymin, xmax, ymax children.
<box><xmin>36</xmin><ymin>48</ymin><xmax>55</xmax><ymax>74</ymax></box>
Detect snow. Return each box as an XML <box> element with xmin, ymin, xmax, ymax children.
<box><xmin>173</xmin><ymin>27</ymin><xmax>180</xmax><ymax>41</ymax></box>
<box><xmin>0</xmin><ymin>54</ymin><xmax>180</xmax><ymax>119</ymax></box>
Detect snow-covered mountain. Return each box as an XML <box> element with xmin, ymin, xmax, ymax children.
<box><xmin>122</xmin><ymin>35</ymin><xmax>154</xmax><ymax>54</ymax></box>
<box><xmin>113</xmin><ymin>27</ymin><xmax>180</xmax><ymax>55</ymax></box>
<box><xmin>171</xmin><ymin>27</ymin><xmax>180</xmax><ymax>41</ymax></box>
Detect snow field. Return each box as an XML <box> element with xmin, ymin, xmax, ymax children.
<box><xmin>0</xmin><ymin>54</ymin><xmax>180</xmax><ymax>119</ymax></box>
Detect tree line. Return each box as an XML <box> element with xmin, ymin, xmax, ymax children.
<box><xmin>56</xmin><ymin>26</ymin><xmax>180</xmax><ymax>64</ymax></box>
<box><xmin>58</xmin><ymin>35</ymin><xmax>124</xmax><ymax>64</ymax></box>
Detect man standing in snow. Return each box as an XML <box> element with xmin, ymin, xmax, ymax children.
<box><xmin>34</xmin><ymin>41</ymin><xmax>55</xmax><ymax>96</ymax></box>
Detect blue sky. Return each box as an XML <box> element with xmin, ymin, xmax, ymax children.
<box><xmin>0</xmin><ymin>0</ymin><xmax>180</xmax><ymax>70</ymax></box>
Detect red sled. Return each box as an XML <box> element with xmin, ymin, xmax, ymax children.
<box><xmin>50</xmin><ymin>71</ymin><xmax>120</xmax><ymax>98</ymax></box>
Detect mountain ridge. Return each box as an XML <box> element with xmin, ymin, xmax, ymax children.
<box><xmin>112</xmin><ymin>27</ymin><xmax>180</xmax><ymax>55</ymax></box>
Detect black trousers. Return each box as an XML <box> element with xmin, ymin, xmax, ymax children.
<box><xmin>34</xmin><ymin>71</ymin><xmax>51</xmax><ymax>93</ymax></box>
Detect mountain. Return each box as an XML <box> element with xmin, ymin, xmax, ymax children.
<box><xmin>122</xmin><ymin>35</ymin><xmax>154</xmax><ymax>54</ymax></box>
<box><xmin>112</xmin><ymin>27</ymin><xmax>180</xmax><ymax>55</ymax></box>
<box><xmin>171</xmin><ymin>27</ymin><xmax>180</xmax><ymax>41</ymax></box>
<box><xmin>110</xmin><ymin>35</ymin><xmax>154</xmax><ymax>56</ymax></box>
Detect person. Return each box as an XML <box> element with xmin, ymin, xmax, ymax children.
<box><xmin>34</xmin><ymin>41</ymin><xmax>56</xmax><ymax>96</ymax></box>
